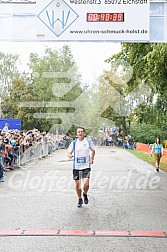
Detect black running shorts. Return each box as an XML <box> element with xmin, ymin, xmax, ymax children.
<box><xmin>73</xmin><ymin>168</ymin><xmax>91</xmax><ymax>180</ymax></box>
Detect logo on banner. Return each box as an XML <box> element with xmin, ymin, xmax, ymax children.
<box><xmin>37</xmin><ymin>0</ymin><xmax>79</xmax><ymax>37</ymax></box>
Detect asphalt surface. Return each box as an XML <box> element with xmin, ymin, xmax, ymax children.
<box><xmin>0</xmin><ymin>146</ymin><xmax>167</xmax><ymax>252</ymax></box>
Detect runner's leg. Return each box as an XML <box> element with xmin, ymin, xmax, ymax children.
<box><xmin>75</xmin><ymin>179</ymin><xmax>82</xmax><ymax>198</ymax></box>
<box><xmin>83</xmin><ymin>178</ymin><xmax>89</xmax><ymax>194</ymax></box>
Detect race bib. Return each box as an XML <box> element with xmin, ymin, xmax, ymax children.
<box><xmin>77</xmin><ymin>157</ymin><xmax>86</xmax><ymax>163</ymax></box>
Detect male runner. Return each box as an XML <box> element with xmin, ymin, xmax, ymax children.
<box><xmin>68</xmin><ymin>127</ymin><xmax>95</xmax><ymax>207</ymax></box>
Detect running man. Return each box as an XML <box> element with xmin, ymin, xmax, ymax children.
<box><xmin>68</xmin><ymin>127</ymin><xmax>95</xmax><ymax>207</ymax></box>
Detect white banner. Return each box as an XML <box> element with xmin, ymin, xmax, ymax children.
<box><xmin>0</xmin><ymin>0</ymin><xmax>150</xmax><ymax>41</ymax></box>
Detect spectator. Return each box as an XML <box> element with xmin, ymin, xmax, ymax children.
<box><xmin>0</xmin><ymin>137</ymin><xmax>4</xmax><ymax>182</ymax></box>
<box><xmin>151</xmin><ymin>137</ymin><xmax>164</xmax><ymax>172</ymax></box>
<box><xmin>128</xmin><ymin>135</ymin><xmax>133</xmax><ymax>150</ymax></box>
<box><xmin>3</xmin><ymin>138</ymin><xmax>14</xmax><ymax>170</ymax></box>
<box><xmin>2</xmin><ymin>123</ymin><xmax>9</xmax><ymax>132</ymax></box>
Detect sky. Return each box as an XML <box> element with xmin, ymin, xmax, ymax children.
<box><xmin>0</xmin><ymin>42</ymin><xmax>121</xmax><ymax>85</ymax></box>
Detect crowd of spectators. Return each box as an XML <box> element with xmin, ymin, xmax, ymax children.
<box><xmin>0</xmin><ymin>125</ymin><xmax>71</xmax><ymax>182</ymax></box>
<box><xmin>89</xmin><ymin>134</ymin><xmax>135</xmax><ymax>150</ymax></box>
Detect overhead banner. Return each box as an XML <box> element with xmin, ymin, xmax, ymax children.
<box><xmin>0</xmin><ymin>0</ymin><xmax>150</xmax><ymax>42</ymax></box>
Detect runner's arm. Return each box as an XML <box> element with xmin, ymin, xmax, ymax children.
<box><xmin>89</xmin><ymin>149</ymin><xmax>95</xmax><ymax>164</ymax></box>
<box><xmin>151</xmin><ymin>144</ymin><xmax>154</xmax><ymax>156</ymax></box>
<box><xmin>68</xmin><ymin>153</ymin><xmax>73</xmax><ymax>159</ymax></box>
<box><xmin>68</xmin><ymin>142</ymin><xmax>74</xmax><ymax>159</ymax></box>
<box><xmin>161</xmin><ymin>146</ymin><xmax>164</xmax><ymax>156</ymax></box>
<box><xmin>91</xmin><ymin>150</ymin><xmax>95</xmax><ymax>160</ymax></box>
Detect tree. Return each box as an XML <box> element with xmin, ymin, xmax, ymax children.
<box><xmin>2</xmin><ymin>79</ymin><xmax>36</xmax><ymax>130</ymax></box>
<box><xmin>0</xmin><ymin>52</ymin><xmax>20</xmax><ymax>96</ymax></box>
<box><xmin>104</xmin><ymin>43</ymin><xmax>167</xmax><ymax>139</ymax></box>
<box><xmin>130</xmin><ymin>123</ymin><xmax>165</xmax><ymax>144</ymax></box>
<box><xmin>28</xmin><ymin>45</ymin><xmax>84</xmax><ymax>133</ymax></box>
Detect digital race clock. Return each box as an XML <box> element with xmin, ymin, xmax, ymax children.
<box><xmin>87</xmin><ymin>13</ymin><xmax>124</xmax><ymax>22</ymax></box>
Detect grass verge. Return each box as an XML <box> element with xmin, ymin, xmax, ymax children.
<box><xmin>127</xmin><ymin>150</ymin><xmax>167</xmax><ymax>172</ymax></box>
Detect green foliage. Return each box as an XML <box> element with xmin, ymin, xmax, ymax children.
<box><xmin>0</xmin><ymin>52</ymin><xmax>20</xmax><ymax>96</ymax></box>
<box><xmin>1</xmin><ymin>43</ymin><xmax>167</xmax><ymax>138</ymax></box>
<box><xmin>2</xmin><ymin>79</ymin><xmax>36</xmax><ymax>130</ymax></box>
<box><xmin>1</xmin><ymin>45</ymin><xmax>84</xmax><ymax>132</ymax></box>
<box><xmin>104</xmin><ymin>43</ymin><xmax>167</xmax><ymax>139</ymax></box>
<box><xmin>130</xmin><ymin>123</ymin><xmax>165</xmax><ymax>144</ymax></box>
<box><xmin>28</xmin><ymin>45</ymin><xmax>84</xmax><ymax>132</ymax></box>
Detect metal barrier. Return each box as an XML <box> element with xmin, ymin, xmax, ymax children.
<box><xmin>1</xmin><ymin>139</ymin><xmax>77</xmax><ymax>170</ymax></box>
<box><xmin>2</xmin><ymin>142</ymin><xmax>49</xmax><ymax>169</ymax></box>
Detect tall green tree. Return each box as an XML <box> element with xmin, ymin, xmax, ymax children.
<box><xmin>105</xmin><ymin>43</ymin><xmax>167</xmax><ymax>138</ymax></box>
<box><xmin>2</xmin><ymin>79</ymin><xmax>36</xmax><ymax>130</ymax></box>
<box><xmin>0</xmin><ymin>52</ymin><xmax>20</xmax><ymax>96</ymax></box>
<box><xmin>28</xmin><ymin>45</ymin><xmax>84</xmax><ymax>133</ymax></box>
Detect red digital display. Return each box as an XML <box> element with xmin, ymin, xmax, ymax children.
<box><xmin>87</xmin><ymin>13</ymin><xmax>124</xmax><ymax>22</ymax></box>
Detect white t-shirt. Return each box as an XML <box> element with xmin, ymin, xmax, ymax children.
<box><xmin>68</xmin><ymin>138</ymin><xmax>95</xmax><ymax>170</ymax></box>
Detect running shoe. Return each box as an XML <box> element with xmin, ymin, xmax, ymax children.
<box><xmin>77</xmin><ymin>198</ymin><xmax>83</xmax><ymax>207</ymax></box>
<box><xmin>0</xmin><ymin>177</ymin><xmax>4</xmax><ymax>182</ymax></box>
<box><xmin>83</xmin><ymin>192</ymin><xmax>88</xmax><ymax>204</ymax></box>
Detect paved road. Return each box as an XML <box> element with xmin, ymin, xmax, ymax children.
<box><xmin>0</xmin><ymin>146</ymin><xmax>167</xmax><ymax>252</ymax></box>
